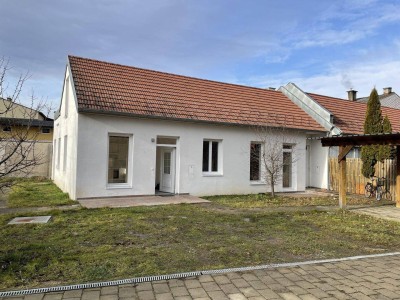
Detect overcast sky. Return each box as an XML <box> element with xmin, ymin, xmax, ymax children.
<box><xmin>1</xmin><ymin>0</ymin><xmax>400</xmax><ymax>111</ymax></box>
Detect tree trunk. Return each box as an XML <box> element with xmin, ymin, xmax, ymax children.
<box><xmin>270</xmin><ymin>176</ymin><xmax>275</xmax><ymax>197</ymax></box>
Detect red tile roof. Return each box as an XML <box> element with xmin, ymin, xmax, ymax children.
<box><xmin>68</xmin><ymin>56</ymin><xmax>324</xmax><ymax>131</ymax></box>
<box><xmin>308</xmin><ymin>93</ymin><xmax>400</xmax><ymax>134</ymax></box>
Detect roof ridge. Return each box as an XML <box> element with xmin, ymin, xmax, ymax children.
<box><xmin>68</xmin><ymin>55</ymin><xmax>280</xmax><ymax>94</ymax></box>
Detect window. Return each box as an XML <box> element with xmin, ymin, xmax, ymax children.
<box><xmin>108</xmin><ymin>136</ymin><xmax>129</xmax><ymax>184</ymax></box>
<box><xmin>41</xmin><ymin>127</ymin><xmax>51</xmax><ymax>134</ymax></box>
<box><xmin>57</xmin><ymin>138</ymin><xmax>61</xmax><ymax>169</ymax></box>
<box><xmin>63</xmin><ymin>135</ymin><xmax>68</xmax><ymax>172</ymax></box>
<box><xmin>53</xmin><ymin>139</ymin><xmax>56</xmax><ymax>170</ymax></box>
<box><xmin>250</xmin><ymin>143</ymin><xmax>261</xmax><ymax>181</ymax></box>
<box><xmin>2</xmin><ymin>126</ymin><xmax>11</xmax><ymax>132</ymax></box>
<box><xmin>202</xmin><ymin>140</ymin><xmax>220</xmax><ymax>173</ymax></box>
<box><xmin>283</xmin><ymin>145</ymin><xmax>293</xmax><ymax>188</ymax></box>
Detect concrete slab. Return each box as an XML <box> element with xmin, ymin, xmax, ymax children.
<box><xmin>351</xmin><ymin>205</ymin><xmax>400</xmax><ymax>222</ymax></box>
<box><xmin>78</xmin><ymin>194</ymin><xmax>209</xmax><ymax>209</ymax></box>
<box><xmin>8</xmin><ymin>216</ymin><xmax>52</xmax><ymax>224</ymax></box>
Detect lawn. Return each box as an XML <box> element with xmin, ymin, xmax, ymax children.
<box><xmin>6</xmin><ymin>178</ymin><xmax>75</xmax><ymax>208</ymax></box>
<box><xmin>204</xmin><ymin>193</ymin><xmax>375</xmax><ymax>208</ymax></box>
<box><xmin>1</xmin><ymin>181</ymin><xmax>400</xmax><ymax>290</ymax></box>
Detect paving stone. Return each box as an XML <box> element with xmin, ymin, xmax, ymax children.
<box><xmin>119</xmin><ymin>287</ymin><xmax>136</xmax><ymax>298</ymax></box>
<box><xmin>201</xmin><ymin>282</ymin><xmax>220</xmax><ymax>292</ymax></box>
<box><xmin>207</xmin><ymin>290</ymin><xmax>229</xmax><ymax>300</ymax></box>
<box><xmin>24</xmin><ymin>294</ymin><xmax>45</xmax><ymax>300</ymax></box>
<box><xmin>188</xmin><ymin>288</ymin><xmax>208</xmax><ymax>298</ymax></box>
<box><xmin>239</xmin><ymin>287</ymin><xmax>260</xmax><ymax>298</ymax></box>
<box><xmin>167</xmin><ymin>279</ymin><xmax>185</xmax><ymax>288</ymax></box>
<box><xmin>299</xmin><ymin>294</ymin><xmax>319</xmax><ymax>300</ymax></box>
<box><xmin>100</xmin><ymin>286</ymin><xmax>118</xmax><ymax>295</ymax></box>
<box><xmin>137</xmin><ymin>290</ymin><xmax>155</xmax><ymax>300</ymax></box>
<box><xmin>136</xmin><ymin>283</ymin><xmax>153</xmax><ymax>292</ymax></box>
<box><xmin>241</xmin><ymin>273</ymin><xmax>258</xmax><ymax>282</ymax></box>
<box><xmin>212</xmin><ymin>275</ymin><xmax>230</xmax><ymax>285</ymax></box>
<box><xmin>198</xmin><ymin>275</ymin><xmax>214</xmax><ymax>283</ymax></box>
<box><xmin>81</xmin><ymin>290</ymin><xmax>100</xmax><ymax>300</ymax></box>
<box><xmin>154</xmin><ymin>293</ymin><xmax>173</xmax><ymax>300</ymax></box>
<box><xmin>185</xmin><ymin>280</ymin><xmax>202</xmax><ymax>289</ymax></box>
<box><xmin>248</xmin><ymin>280</ymin><xmax>268</xmax><ymax>290</ymax></box>
<box><xmin>173</xmin><ymin>297</ymin><xmax>192</xmax><ymax>300</ymax></box>
<box><xmin>43</xmin><ymin>294</ymin><xmax>63</xmax><ymax>300</ymax></box>
<box><xmin>99</xmin><ymin>295</ymin><xmax>118</xmax><ymax>300</ymax></box>
<box><xmin>279</xmin><ymin>293</ymin><xmax>302</xmax><ymax>300</ymax></box>
<box><xmin>170</xmin><ymin>287</ymin><xmax>189</xmax><ymax>297</ymax></box>
<box><xmin>231</xmin><ymin>279</ymin><xmax>251</xmax><ymax>288</ymax></box>
<box><xmin>258</xmin><ymin>288</ymin><xmax>280</xmax><ymax>298</ymax></box>
<box><xmin>152</xmin><ymin>283</ymin><xmax>170</xmax><ymax>294</ymax></box>
<box><xmin>219</xmin><ymin>284</ymin><xmax>240</xmax><ymax>294</ymax></box>
<box><xmin>227</xmin><ymin>294</ymin><xmax>247</xmax><ymax>300</ymax></box>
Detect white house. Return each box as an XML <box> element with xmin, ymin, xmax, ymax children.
<box><xmin>52</xmin><ymin>56</ymin><xmax>325</xmax><ymax>200</ymax></box>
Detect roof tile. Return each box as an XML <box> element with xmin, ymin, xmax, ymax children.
<box><xmin>68</xmin><ymin>56</ymin><xmax>324</xmax><ymax>131</ymax></box>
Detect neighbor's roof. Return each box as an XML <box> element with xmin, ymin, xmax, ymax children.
<box><xmin>68</xmin><ymin>56</ymin><xmax>324</xmax><ymax>131</ymax></box>
<box><xmin>357</xmin><ymin>92</ymin><xmax>400</xmax><ymax>109</ymax></box>
<box><xmin>308</xmin><ymin>93</ymin><xmax>400</xmax><ymax>134</ymax></box>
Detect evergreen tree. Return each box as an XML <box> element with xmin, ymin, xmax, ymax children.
<box><xmin>377</xmin><ymin>115</ymin><xmax>393</xmax><ymax>161</ymax></box>
<box><xmin>361</xmin><ymin>88</ymin><xmax>385</xmax><ymax>178</ymax></box>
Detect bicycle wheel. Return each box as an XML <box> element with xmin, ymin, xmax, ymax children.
<box><xmin>383</xmin><ymin>190</ymin><xmax>392</xmax><ymax>201</ymax></box>
<box><xmin>364</xmin><ymin>183</ymin><xmax>373</xmax><ymax>198</ymax></box>
<box><xmin>376</xmin><ymin>186</ymin><xmax>382</xmax><ymax>201</ymax></box>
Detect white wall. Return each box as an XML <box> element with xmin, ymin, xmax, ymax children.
<box><xmin>307</xmin><ymin>138</ymin><xmax>329</xmax><ymax>189</ymax></box>
<box><xmin>52</xmin><ymin>65</ymin><xmax>79</xmax><ymax>200</ymax></box>
<box><xmin>73</xmin><ymin>114</ymin><xmax>308</xmax><ymax>199</ymax></box>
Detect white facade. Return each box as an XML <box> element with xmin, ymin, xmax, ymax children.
<box><xmin>53</xmin><ymin>66</ymin><xmax>310</xmax><ymax>200</ymax></box>
<box><xmin>306</xmin><ymin>138</ymin><xmax>329</xmax><ymax>189</ymax></box>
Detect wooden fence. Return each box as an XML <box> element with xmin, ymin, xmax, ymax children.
<box><xmin>328</xmin><ymin>158</ymin><xmax>397</xmax><ymax>198</ymax></box>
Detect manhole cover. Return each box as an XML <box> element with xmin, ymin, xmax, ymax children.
<box><xmin>8</xmin><ymin>216</ymin><xmax>52</xmax><ymax>224</ymax></box>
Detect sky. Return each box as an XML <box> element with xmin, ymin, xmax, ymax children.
<box><xmin>1</xmin><ymin>0</ymin><xmax>400</xmax><ymax>112</ymax></box>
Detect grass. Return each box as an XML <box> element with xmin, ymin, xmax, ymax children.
<box><xmin>6</xmin><ymin>178</ymin><xmax>75</xmax><ymax>208</ymax></box>
<box><xmin>1</xmin><ymin>181</ymin><xmax>399</xmax><ymax>290</ymax></box>
<box><xmin>204</xmin><ymin>193</ymin><xmax>375</xmax><ymax>208</ymax></box>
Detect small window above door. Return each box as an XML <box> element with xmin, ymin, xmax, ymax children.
<box><xmin>156</xmin><ymin>137</ymin><xmax>177</xmax><ymax>145</ymax></box>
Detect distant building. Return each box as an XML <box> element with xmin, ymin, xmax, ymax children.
<box><xmin>348</xmin><ymin>87</ymin><xmax>400</xmax><ymax>109</ymax></box>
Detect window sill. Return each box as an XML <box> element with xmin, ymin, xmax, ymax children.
<box><xmin>250</xmin><ymin>181</ymin><xmax>266</xmax><ymax>186</ymax></box>
<box><xmin>106</xmin><ymin>183</ymin><xmax>132</xmax><ymax>189</ymax></box>
<box><xmin>202</xmin><ymin>173</ymin><xmax>223</xmax><ymax>177</ymax></box>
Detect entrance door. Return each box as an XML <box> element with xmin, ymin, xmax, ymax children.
<box><xmin>160</xmin><ymin>148</ymin><xmax>175</xmax><ymax>193</ymax></box>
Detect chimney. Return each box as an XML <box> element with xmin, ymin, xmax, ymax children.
<box><xmin>383</xmin><ymin>87</ymin><xmax>392</xmax><ymax>95</ymax></box>
<box><xmin>347</xmin><ymin>89</ymin><xmax>358</xmax><ymax>101</ymax></box>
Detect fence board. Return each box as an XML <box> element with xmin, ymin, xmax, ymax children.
<box><xmin>328</xmin><ymin>158</ymin><xmax>397</xmax><ymax>199</ymax></box>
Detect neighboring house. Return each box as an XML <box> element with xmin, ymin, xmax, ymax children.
<box><xmin>52</xmin><ymin>56</ymin><xmax>325</xmax><ymax>200</ymax></box>
<box><xmin>280</xmin><ymin>83</ymin><xmax>400</xmax><ymax>190</ymax></box>
<box><xmin>0</xmin><ymin>98</ymin><xmax>54</xmax><ymax>177</ymax></box>
<box><xmin>356</xmin><ymin>87</ymin><xmax>400</xmax><ymax>109</ymax></box>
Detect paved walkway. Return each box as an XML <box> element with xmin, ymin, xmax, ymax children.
<box><xmin>351</xmin><ymin>205</ymin><xmax>400</xmax><ymax>222</ymax></box>
<box><xmin>2</xmin><ymin>253</ymin><xmax>400</xmax><ymax>300</ymax></box>
<box><xmin>78</xmin><ymin>195</ymin><xmax>209</xmax><ymax>208</ymax></box>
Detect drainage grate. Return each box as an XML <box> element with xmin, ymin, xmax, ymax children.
<box><xmin>1</xmin><ymin>252</ymin><xmax>399</xmax><ymax>297</ymax></box>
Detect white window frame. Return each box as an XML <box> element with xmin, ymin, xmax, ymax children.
<box><xmin>202</xmin><ymin>139</ymin><xmax>223</xmax><ymax>176</ymax></box>
<box><xmin>250</xmin><ymin>141</ymin><xmax>265</xmax><ymax>184</ymax></box>
<box><xmin>106</xmin><ymin>133</ymin><xmax>134</xmax><ymax>189</ymax></box>
<box><xmin>282</xmin><ymin>144</ymin><xmax>294</xmax><ymax>188</ymax></box>
<box><xmin>63</xmin><ymin>135</ymin><xmax>68</xmax><ymax>172</ymax></box>
<box><xmin>57</xmin><ymin>137</ymin><xmax>61</xmax><ymax>170</ymax></box>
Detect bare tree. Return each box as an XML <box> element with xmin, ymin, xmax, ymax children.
<box><xmin>251</xmin><ymin>125</ymin><xmax>299</xmax><ymax>197</ymax></box>
<box><xmin>0</xmin><ymin>57</ymin><xmax>51</xmax><ymax>189</ymax></box>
